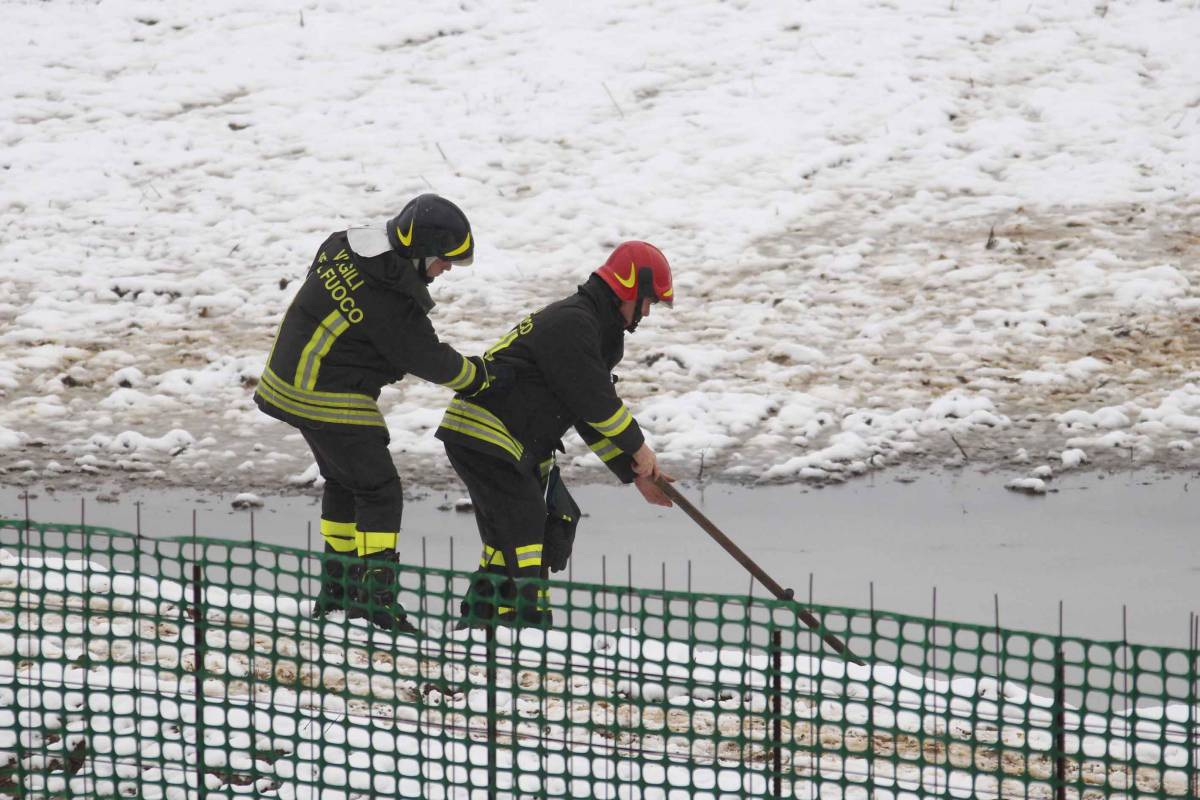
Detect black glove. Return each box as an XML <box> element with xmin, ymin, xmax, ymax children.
<box><xmin>484</xmin><ymin>361</ymin><xmax>515</xmax><ymax>393</ymax></box>
<box><xmin>463</xmin><ymin>358</ymin><xmax>514</xmax><ymax>398</ymax></box>
<box><xmin>543</xmin><ymin>466</ymin><xmax>580</xmax><ymax>573</ymax></box>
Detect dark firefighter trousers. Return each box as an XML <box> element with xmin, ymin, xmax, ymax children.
<box><xmin>444</xmin><ymin>442</ymin><xmax>551</xmax><ymax>627</ymax></box>
<box><xmin>301</xmin><ymin>426</ymin><xmax>403</xmax><ymax>558</ymax></box>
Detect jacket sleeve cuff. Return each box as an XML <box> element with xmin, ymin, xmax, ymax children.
<box><xmin>578</xmin><ymin>421</ymin><xmax>642</xmax><ymax>483</ymax></box>
<box><xmin>606</xmin><ymin>453</ymin><xmax>638</xmax><ymax>484</ymax></box>
<box><xmin>457</xmin><ymin>355</ymin><xmax>491</xmax><ymax>396</ymax></box>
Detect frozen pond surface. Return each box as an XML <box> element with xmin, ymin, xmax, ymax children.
<box><xmin>3</xmin><ymin>467</ymin><xmax>1196</xmax><ymax>648</ymax></box>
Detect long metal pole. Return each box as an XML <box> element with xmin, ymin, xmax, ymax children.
<box><xmin>655</xmin><ymin>478</ymin><xmax>864</xmax><ymax>666</ymax></box>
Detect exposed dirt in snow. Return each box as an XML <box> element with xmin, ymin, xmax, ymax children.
<box><xmin>4</xmin><ymin>203</ymin><xmax>1199</xmax><ymax>494</ymax></box>
<box><xmin>4</xmin><ymin>1</ymin><xmax>1199</xmax><ymax>493</ymax></box>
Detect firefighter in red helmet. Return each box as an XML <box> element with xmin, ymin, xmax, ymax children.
<box><xmin>594</xmin><ymin>240</ymin><xmax>675</xmax><ymax>332</ymax></box>
<box><xmin>436</xmin><ymin>241</ymin><xmax>676</xmax><ymax>629</ymax></box>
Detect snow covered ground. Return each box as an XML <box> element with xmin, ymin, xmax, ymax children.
<box><xmin>2</xmin><ymin>0</ymin><xmax>1200</xmax><ymax>491</ymax></box>
<box><xmin>3</xmin><ymin>546</ymin><xmax>1198</xmax><ymax>799</ymax></box>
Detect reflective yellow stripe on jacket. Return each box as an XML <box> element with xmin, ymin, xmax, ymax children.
<box><xmin>255</xmin><ymin>366</ymin><xmax>386</xmax><ymax>428</ymax></box>
<box><xmin>439</xmin><ymin>398</ymin><xmax>525</xmax><ymax>461</ymax></box>
<box><xmin>441</xmin><ymin>356</ymin><xmax>478</xmax><ymax>392</ymax></box>
<box><xmin>588</xmin><ymin>404</ymin><xmax>633</xmax><ymax>439</ymax></box>
<box><xmin>297</xmin><ymin>310</ymin><xmax>351</xmax><ymax>391</ymax></box>
<box><xmin>588</xmin><ymin>437</ymin><xmax>622</xmax><ymax>463</ymax></box>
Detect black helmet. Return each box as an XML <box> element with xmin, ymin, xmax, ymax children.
<box><xmin>386</xmin><ymin>194</ymin><xmax>474</xmax><ymax>266</ymax></box>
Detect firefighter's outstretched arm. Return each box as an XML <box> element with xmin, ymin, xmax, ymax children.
<box><xmin>362</xmin><ymin>293</ymin><xmax>496</xmax><ymax>395</ymax></box>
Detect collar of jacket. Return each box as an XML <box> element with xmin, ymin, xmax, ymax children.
<box><xmin>357</xmin><ymin>250</ymin><xmax>434</xmax><ymax>313</ymax></box>
<box><xmin>578</xmin><ymin>274</ymin><xmax>627</xmax><ymax>335</ymax></box>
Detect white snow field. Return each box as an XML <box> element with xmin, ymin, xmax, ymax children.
<box><xmin>2</xmin><ymin>541</ymin><xmax>1199</xmax><ymax>799</ymax></box>
<box><xmin>2</xmin><ymin>0</ymin><xmax>1200</xmax><ymax>490</ymax></box>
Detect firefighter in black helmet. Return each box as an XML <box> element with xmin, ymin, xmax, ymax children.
<box><xmin>255</xmin><ymin>194</ymin><xmax>508</xmax><ymax>635</ymax></box>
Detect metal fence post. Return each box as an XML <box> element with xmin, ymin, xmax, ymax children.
<box><xmin>993</xmin><ymin>595</ymin><xmax>1003</xmax><ymax>800</ymax></box>
<box><xmin>1055</xmin><ymin>602</ymin><xmax>1066</xmax><ymax>800</ymax></box>
<box><xmin>420</xmin><ymin>537</ymin><xmax>428</xmax><ymax>800</ymax></box>
<box><xmin>80</xmin><ymin>500</ymin><xmax>93</xmax><ymax>799</ymax></box>
<box><xmin>627</xmin><ymin>553</ymin><xmax>635</xmax><ymax>800</ymax></box>
<box><xmin>192</xmin><ymin>561</ymin><xmax>207</xmax><ymax>800</ymax></box>
<box><xmin>809</xmin><ymin>573</ymin><xmax>818</xmax><ymax>789</ymax></box>
<box><xmin>1054</xmin><ymin>647</ymin><xmax>1065</xmax><ymax>800</ymax></box>
<box><xmin>743</xmin><ymin>577</ymin><xmax>753</xmax><ymax>794</ymax></box>
<box><xmin>132</xmin><ymin>507</ymin><xmax>145</xmax><ymax>799</ymax></box>
<box><xmin>487</xmin><ymin>622</ymin><xmax>497</xmax><ymax>800</ymax></box>
<box><xmin>1188</xmin><ymin>613</ymin><xmax>1197</xmax><ymax>798</ymax></box>
<box><xmin>247</xmin><ymin>512</ymin><xmax>259</xmax><ymax>782</ymax></box>
<box><xmin>931</xmin><ymin>586</ymin><xmax>938</xmax><ymax>799</ymax></box>
<box><xmin>13</xmin><ymin>494</ymin><xmax>31</xmax><ymax>796</ymax></box>
<box><xmin>772</xmin><ymin>625</ymin><xmax>783</xmax><ymax>799</ymax></box>
<box><xmin>867</xmin><ymin>583</ymin><xmax>876</xmax><ymax>792</ymax></box>
<box><xmin>603</xmin><ymin>555</ymin><xmax>616</xmax><ymax>793</ymax></box>
<box><xmin>687</xmin><ymin>559</ymin><xmax>693</xmax><ymax>644</ymax></box>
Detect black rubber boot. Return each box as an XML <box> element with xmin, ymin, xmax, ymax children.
<box><xmin>311</xmin><ymin>544</ymin><xmax>353</xmax><ymax>619</ymax></box>
<box><xmin>500</xmin><ymin>578</ymin><xmax>552</xmax><ymax>629</ymax></box>
<box><xmin>456</xmin><ymin>571</ymin><xmax>499</xmax><ymax>630</ymax></box>
<box><xmin>457</xmin><ymin>572</ymin><xmax>551</xmax><ymax>630</ymax></box>
<box><xmin>348</xmin><ymin>551</ymin><xmax>418</xmax><ymax>635</ymax></box>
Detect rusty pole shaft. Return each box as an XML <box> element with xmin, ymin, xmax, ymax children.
<box><xmin>654</xmin><ymin>477</ymin><xmax>865</xmax><ymax>666</ymax></box>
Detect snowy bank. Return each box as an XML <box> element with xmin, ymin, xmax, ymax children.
<box><xmin>1</xmin><ymin>1</ymin><xmax>1199</xmax><ymax>489</ymax></box>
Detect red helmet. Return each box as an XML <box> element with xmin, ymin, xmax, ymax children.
<box><xmin>595</xmin><ymin>241</ymin><xmax>674</xmax><ymax>307</ymax></box>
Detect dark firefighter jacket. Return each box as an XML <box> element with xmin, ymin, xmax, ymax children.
<box><xmin>254</xmin><ymin>228</ymin><xmax>491</xmax><ymax>434</ymax></box>
<box><xmin>436</xmin><ymin>275</ymin><xmax>644</xmax><ymax>483</ymax></box>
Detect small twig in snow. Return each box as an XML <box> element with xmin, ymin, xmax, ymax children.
<box><xmin>601</xmin><ymin>82</ymin><xmax>625</xmax><ymax>119</ymax></box>
<box><xmin>950</xmin><ymin>434</ymin><xmax>970</xmax><ymax>462</ymax></box>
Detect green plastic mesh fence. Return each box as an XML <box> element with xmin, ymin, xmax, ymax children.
<box><xmin>1</xmin><ymin>517</ymin><xmax>1197</xmax><ymax>799</ymax></box>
